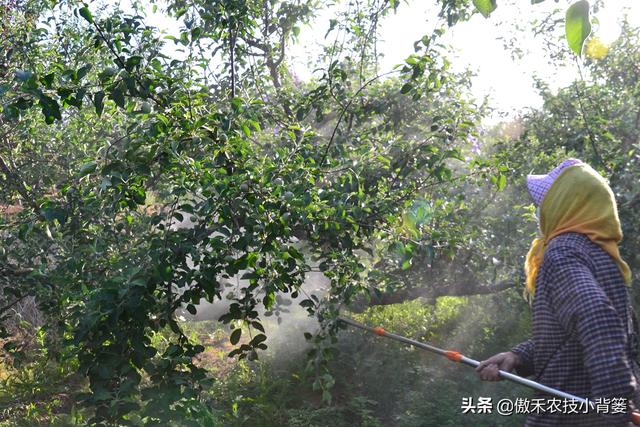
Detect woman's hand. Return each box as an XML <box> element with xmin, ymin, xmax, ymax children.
<box><xmin>475</xmin><ymin>351</ymin><xmax>521</xmax><ymax>381</ymax></box>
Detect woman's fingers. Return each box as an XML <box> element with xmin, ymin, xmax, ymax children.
<box><xmin>478</xmin><ymin>363</ymin><xmax>501</xmax><ymax>381</ymax></box>
<box><xmin>475</xmin><ymin>359</ymin><xmax>490</xmax><ymax>373</ymax></box>
<box><xmin>476</xmin><ymin>353</ymin><xmax>505</xmax><ymax>371</ymax></box>
<box><xmin>476</xmin><ymin>352</ymin><xmax>518</xmax><ymax>381</ymax></box>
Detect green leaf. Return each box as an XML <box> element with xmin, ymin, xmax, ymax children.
<box><xmin>165</xmin><ymin>344</ymin><xmax>181</xmax><ymax>357</ymax></box>
<box><xmin>190</xmin><ymin>27</ymin><xmax>202</xmax><ymax>40</ymax></box>
<box><xmin>125</xmin><ymin>56</ymin><xmax>142</xmax><ymax>71</ymax></box>
<box><xmin>41</xmin><ymin>205</ymin><xmax>67</xmax><ymax>224</ymax></box>
<box><xmin>140</xmin><ymin>101</ymin><xmax>151</xmax><ymax>114</ymax></box>
<box><xmin>186</xmin><ymin>304</ymin><xmax>197</xmax><ymax>315</ymax></box>
<box><xmin>531</xmin><ymin>0</ymin><xmax>545</xmax><ymax>3</ymax></box>
<box><xmin>405</xmin><ymin>56</ymin><xmax>419</xmax><ymax>65</ymax></box>
<box><xmin>325</xmin><ymin>19</ymin><xmax>338</xmax><ymax>38</ymax></box>
<box><xmin>109</xmin><ymin>87</ymin><xmax>125</xmax><ymax>109</ymax></box>
<box><xmin>565</xmin><ymin>0</ymin><xmax>591</xmax><ymax>56</ymax></box>
<box><xmin>76</xmin><ymin>64</ymin><xmax>92</xmax><ymax>80</ymax></box>
<box><xmin>400</xmin><ymin>83</ymin><xmax>413</xmax><ymax>94</ymax></box>
<box><xmin>230</xmin><ymin>328</ymin><xmax>241</xmax><ymax>345</ymax></box>
<box><xmin>94</xmin><ymin>91</ymin><xmax>105</xmax><ymax>116</ymax></box>
<box><xmin>497</xmin><ymin>174</ymin><xmax>507</xmax><ymax>191</ymax></box>
<box><xmin>251</xmin><ymin>334</ymin><xmax>267</xmax><ymax>345</ymax></box>
<box><xmin>3</xmin><ymin>104</ymin><xmax>19</xmax><ymax>120</ymax></box>
<box><xmin>39</xmin><ymin>95</ymin><xmax>61</xmax><ymax>124</ymax></box>
<box><xmin>79</xmin><ymin>161</ymin><xmax>97</xmax><ymax>176</ymax></box>
<box><xmin>251</xmin><ymin>321</ymin><xmax>264</xmax><ymax>333</ymax></box>
<box><xmin>248</xmin><ymin>120</ymin><xmax>261</xmax><ymax>132</ymax></box>
<box><xmin>79</xmin><ymin>6</ymin><xmax>93</xmax><ymax>24</ymax></box>
<box><xmin>472</xmin><ymin>0</ymin><xmax>497</xmax><ymax>18</ymax></box>
<box><xmin>41</xmin><ymin>73</ymin><xmax>55</xmax><ymax>88</ymax></box>
<box><xmin>13</xmin><ymin>97</ymin><xmax>32</xmax><ymax>110</ymax></box>
<box><xmin>100</xmin><ymin>67</ymin><xmax>118</xmax><ymax>80</ymax></box>
<box><xmin>264</xmin><ymin>291</ymin><xmax>275</xmax><ymax>309</ymax></box>
<box><xmin>15</xmin><ymin>70</ymin><xmax>33</xmax><ymax>82</ymax></box>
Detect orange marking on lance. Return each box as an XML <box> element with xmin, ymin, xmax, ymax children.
<box><xmin>445</xmin><ymin>350</ymin><xmax>462</xmax><ymax>362</ymax></box>
<box><xmin>372</xmin><ymin>327</ymin><xmax>386</xmax><ymax>336</ymax></box>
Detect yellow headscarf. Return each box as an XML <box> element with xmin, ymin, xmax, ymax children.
<box><xmin>524</xmin><ymin>163</ymin><xmax>632</xmax><ymax>295</ymax></box>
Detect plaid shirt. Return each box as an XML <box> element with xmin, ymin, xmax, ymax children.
<box><xmin>511</xmin><ymin>232</ymin><xmax>640</xmax><ymax>426</ymax></box>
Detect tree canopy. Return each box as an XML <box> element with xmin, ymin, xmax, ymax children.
<box><xmin>1</xmin><ymin>0</ymin><xmax>638</xmax><ymax>425</ymax></box>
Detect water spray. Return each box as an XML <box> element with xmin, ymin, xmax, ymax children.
<box><xmin>337</xmin><ymin>316</ymin><xmax>640</xmax><ymax>425</ymax></box>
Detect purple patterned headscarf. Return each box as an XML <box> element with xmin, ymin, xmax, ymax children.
<box><xmin>526</xmin><ymin>159</ymin><xmax>583</xmax><ymax>207</ymax></box>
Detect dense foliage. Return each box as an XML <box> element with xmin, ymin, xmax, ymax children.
<box><xmin>0</xmin><ymin>0</ymin><xmax>637</xmax><ymax>425</ymax></box>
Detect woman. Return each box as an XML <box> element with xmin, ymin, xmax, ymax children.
<box><xmin>476</xmin><ymin>159</ymin><xmax>640</xmax><ymax>426</ymax></box>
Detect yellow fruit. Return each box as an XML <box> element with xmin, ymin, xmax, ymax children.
<box><xmin>585</xmin><ymin>36</ymin><xmax>609</xmax><ymax>60</ymax></box>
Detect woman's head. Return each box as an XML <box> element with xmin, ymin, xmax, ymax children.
<box><xmin>526</xmin><ymin>158</ymin><xmax>582</xmax><ymax>208</ymax></box>
<box><xmin>523</xmin><ymin>159</ymin><xmax>631</xmax><ymax>295</ymax></box>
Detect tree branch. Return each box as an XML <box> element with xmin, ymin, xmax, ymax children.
<box><xmin>319</xmin><ymin>70</ymin><xmax>398</xmax><ymax>168</ymax></box>
<box><xmin>349</xmin><ymin>274</ymin><xmax>519</xmax><ymax>313</ymax></box>
<box><xmin>0</xmin><ymin>153</ymin><xmax>37</xmax><ymax>210</ymax></box>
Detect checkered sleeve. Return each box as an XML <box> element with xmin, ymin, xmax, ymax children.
<box><xmin>546</xmin><ymin>247</ymin><xmax>636</xmax><ymax>422</ymax></box>
<box><xmin>510</xmin><ymin>339</ymin><xmax>535</xmax><ymax>377</ymax></box>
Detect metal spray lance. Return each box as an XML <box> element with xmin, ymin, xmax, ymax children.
<box><xmin>337</xmin><ymin>316</ymin><xmax>640</xmax><ymax>425</ymax></box>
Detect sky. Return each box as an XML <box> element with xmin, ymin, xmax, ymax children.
<box><xmin>135</xmin><ymin>0</ymin><xmax>640</xmax><ymax>125</ymax></box>
<box><xmin>287</xmin><ymin>1</ymin><xmax>640</xmax><ymax>124</ymax></box>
